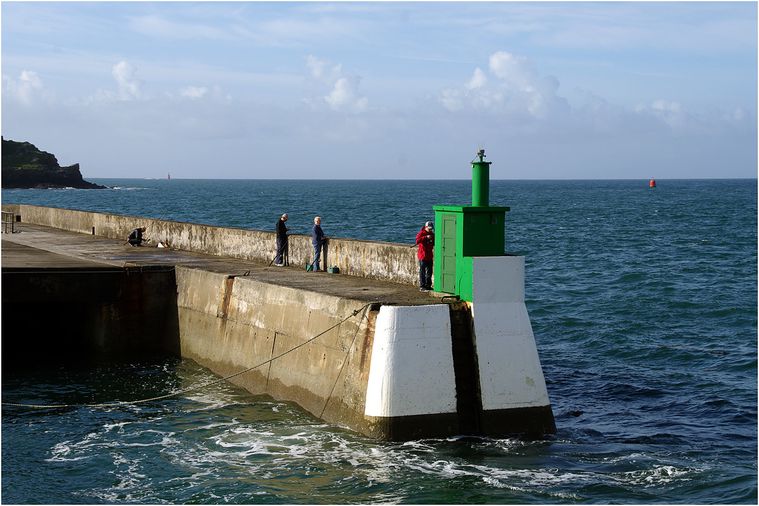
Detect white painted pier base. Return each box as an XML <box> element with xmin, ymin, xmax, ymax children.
<box><xmin>363</xmin><ymin>255</ymin><xmax>555</xmax><ymax>439</ymax></box>
<box><xmin>471</xmin><ymin>256</ymin><xmax>555</xmax><ymax>436</ymax></box>
<box><xmin>365</xmin><ymin>305</ymin><xmax>457</xmax><ymax>418</ymax></box>
<box><xmin>364</xmin><ymin>304</ymin><xmax>461</xmax><ymax>438</ymax></box>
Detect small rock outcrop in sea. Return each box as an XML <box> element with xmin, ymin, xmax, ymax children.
<box><xmin>1</xmin><ymin>137</ymin><xmax>106</xmax><ymax>189</ymax></box>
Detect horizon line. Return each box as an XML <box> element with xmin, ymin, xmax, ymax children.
<box><xmin>80</xmin><ymin>176</ymin><xmax>758</xmax><ymax>182</ymax></box>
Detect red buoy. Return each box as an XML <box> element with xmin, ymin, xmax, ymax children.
<box><xmin>649</xmin><ymin>178</ymin><xmax>656</xmax><ymax>188</ymax></box>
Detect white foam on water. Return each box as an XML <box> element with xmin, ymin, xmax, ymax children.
<box><xmin>192</xmin><ymin>420</ymin><xmax>237</xmax><ymax>432</ymax></box>
<box><xmin>102</xmin><ymin>421</ymin><xmax>131</xmax><ymax>433</ymax></box>
<box><xmin>184</xmin><ymin>391</ymin><xmax>239</xmax><ymax>411</ymax></box>
<box><xmin>110</xmin><ymin>452</ymin><xmax>147</xmax><ymax>489</ymax></box>
<box><xmin>108</xmin><ymin>186</ymin><xmax>151</xmax><ymax>191</ymax></box>
<box><xmin>404</xmin><ymin>458</ymin><xmax>477</xmax><ymax>479</ymax></box>
<box><xmin>473</xmin><ymin>464</ymin><xmax>594</xmax><ymax>488</ymax></box>
<box><xmin>46</xmin><ymin>431</ymin><xmax>104</xmax><ymax>462</ymax></box>
<box><xmin>164</xmin><ymin>469</ymin><xmax>214</xmax><ymax>485</ymax></box>
<box><xmin>400</xmin><ymin>440</ymin><xmax>436</xmax><ymax>452</ymax></box>
<box><xmin>210</xmin><ymin>434</ymin><xmax>270</xmax><ymax>455</ymax></box>
<box><xmin>44</xmin><ymin>381</ymin><xmax>632</xmax><ymax>503</ymax></box>
<box><xmin>490</xmin><ymin>437</ymin><xmax>529</xmax><ymax>451</ymax></box>
<box><xmin>620</xmin><ymin>464</ymin><xmax>697</xmax><ymax>486</ymax></box>
<box><xmin>47</xmin><ymin>441</ymin><xmax>90</xmax><ymax>462</ymax></box>
<box><xmin>280</xmin><ymin>431</ymin><xmax>311</xmax><ymax>441</ymax></box>
<box><xmin>482</xmin><ymin>475</ymin><xmax>526</xmax><ymax>491</ymax></box>
<box><xmin>600</xmin><ymin>451</ymin><xmax>648</xmax><ymax>464</ymax></box>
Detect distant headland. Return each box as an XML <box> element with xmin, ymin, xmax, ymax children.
<box><xmin>1</xmin><ymin>138</ymin><xmax>106</xmax><ymax>189</ymax></box>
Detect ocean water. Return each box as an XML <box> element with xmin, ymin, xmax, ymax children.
<box><xmin>2</xmin><ymin>179</ymin><xmax>756</xmax><ymax>504</ymax></box>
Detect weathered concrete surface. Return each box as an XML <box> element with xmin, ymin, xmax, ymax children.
<box><xmin>174</xmin><ymin>267</ymin><xmax>387</xmax><ymax>436</ymax></box>
<box><xmin>2</xmin><ymin>204</ymin><xmax>419</xmax><ymax>285</ymax></box>
<box><xmin>1</xmin><ymin>222</ymin><xmax>435</xmax><ymax>306</ymax></box>
<box><xmin>1</xmin><ymin>222</ymin><xmax>447</xmax><ymax>437</ymax></box>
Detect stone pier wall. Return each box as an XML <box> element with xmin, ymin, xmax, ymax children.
<box><xmin>174</xmin><ymin>265</ymin><xmax>392</xmax><ymax>436</ymax></box>
<box><xmin>2</xmin><ymin>204</ymin><xmax>419</xmax><ymax>285</ymax></box>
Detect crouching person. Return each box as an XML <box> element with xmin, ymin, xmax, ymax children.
<box><xmin>128</xmin><ymin>226</ymin><xmax>147</xmax><ymax>247</ymax></box>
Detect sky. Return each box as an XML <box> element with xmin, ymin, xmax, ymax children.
<box><xmin>1</xmin><ymin>1</ymin><xmax>757</xmax><ymax>179</ymax></box>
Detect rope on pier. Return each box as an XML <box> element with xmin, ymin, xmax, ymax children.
<box><xmin>2</xmin><ymin>301</ymin><xmax>379</xmax><ymax>410</ymax></box>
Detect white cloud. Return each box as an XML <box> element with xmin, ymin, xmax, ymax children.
<box><xmin>440</xmin><ymin>51</ymin><xmax>566</xmax><ymax>119</ymax></box>
<box><xmin>306</xmin><ymin>55</ymin><xmax>342</xmax><ymax>83</ymax></box>
<box><xmin>466</xmin><ymin>68</ymin><xmax>487</xmax><ymax>90</ymax></box>
<box><xmin>3</xmin><ymin>70</ymin><xmax>44</xmax><ymax>105</ymax></box>
<box><xmin>439</xmin><ymin>88</ymin><xmax>463</xmax><ymax>112</ymax></box>
<box><xmin>489</xmin><ymin>51</ymin><xmax>532</xmax><ymax>86</ymax></box>
<box><xmin>634</xmin><ymin>99</ymin><xmax>692</xmax><ymax>130</ymax></box>
<box><xmin>306</xmin><ymin>55</ymin><xmax>368</xmax><ymax>113</ymax></box>
<box><xmin>112</xmin><ymin>61</ymin><xmax>142</xmax><ymax>100</ymax></box>
<box><xmin>172</xmin><ymin>85</ymin><xmax>232</xmax><ymax>103</ymax></box>
<box><xmin>325</xmin><ymin>77</ymin><xmax>368</xmax><ymax>113</ymax></box>
<box><xmin>651</xmin><ymin>99</ymin><xmax>682</xmax><ymax>114</ymax></box>
<box><xmin>180</xmin><ymin>86</ymin><xmax>209</xmax><ymax>99</ymax></box>
<box><xmin>436</xmin><ymin>49</ymin><xmax>753</xmax><ymax>147</ymax></box>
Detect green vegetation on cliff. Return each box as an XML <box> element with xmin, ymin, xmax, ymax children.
<box><xmin>2</xmin><ymin>138</ymin><xmax>105</xmax><ymax>189</ymax></box>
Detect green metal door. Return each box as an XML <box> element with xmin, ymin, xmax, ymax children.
<box><xmin>440</xmin><ymin>214</ymin><xmax>457</xmax><ymax>293</ymax></box>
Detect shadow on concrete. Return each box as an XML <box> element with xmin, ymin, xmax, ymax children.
<box><xmin>1</xmin><ymin>265</ymin><xmax>181</xmax><ymax>374</ymax></box>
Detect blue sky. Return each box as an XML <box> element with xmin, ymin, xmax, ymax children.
<box><xmin>2</xmin><ymin>1</ymin><xmax>756</xmax><ymax>179</ymax></box>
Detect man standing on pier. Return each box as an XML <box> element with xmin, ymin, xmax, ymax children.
<box><xmin>416</xmin><ymin>221</ymin><xmax>434</xmax><ymax>291</ymax></box>
<box><xmin>311</xmin><ymin>216</ymin><xmax>327</xmax><ymax>271</ymax></box>
<box><xmin>274</xmin><ymin>213</ymin><xmax>289</xmax><ymax>266</ymax></box>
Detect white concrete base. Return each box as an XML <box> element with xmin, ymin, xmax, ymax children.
<box><xmin>364</xmin><ymin>304</ymin><xmax>457</xmax><ymax>417</ymax></box>
<box><xmin>471</xmin><ymin>256</ymin><xmax>551</xmax><ymax>411</ymax></box>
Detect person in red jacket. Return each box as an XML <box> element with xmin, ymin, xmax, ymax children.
<box><xmin>416</xmin><ymin>221</ymin><xmax>434</xmax><ymax>291</ymax></box>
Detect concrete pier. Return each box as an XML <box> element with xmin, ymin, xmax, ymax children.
<box><xmin>2</xmin><ymin>205</ymin><xmax>556</xmax><ymax>440</ymax></box>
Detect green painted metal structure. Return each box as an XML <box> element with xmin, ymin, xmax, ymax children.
<box><xmin>432</xmin><ymin>150</ymin><xmax>509</xmax><ymax>301</ymax></box>
<box><xmin>471</xmin><ymin>150</ymin><xmax>491</xmax><ymax>207</ymax></box>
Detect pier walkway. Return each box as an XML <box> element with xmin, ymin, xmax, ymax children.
<box><xmin>2</xmin><ymin>222</ymin><xmax>439</xmax><ymax>307</ymax></box>
<box><xmin>2</xmin><ymin>215</ymin><xmax>556</xmax><ymax>440</ymax></box>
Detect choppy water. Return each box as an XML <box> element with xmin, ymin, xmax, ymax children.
<box><xmin>2</xmin><ymin>179</ymin><xmax>757</xmax><ymax>503</ymax></box>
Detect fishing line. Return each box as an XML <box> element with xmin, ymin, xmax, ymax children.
<box><xmin>3</xmin><ymin>301</ymin><xmax>378</xmax><ymax>410</ymax></box>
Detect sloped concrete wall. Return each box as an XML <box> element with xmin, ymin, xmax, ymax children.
<box><xmin>174</xmin><ymin>265</ymin><xmax>389</xmax><ymax>436</ymax></box>
<box><xmin>3</xmin><ymin>204</ymin><xmax>418</xmax><ymax>285</ymax></box>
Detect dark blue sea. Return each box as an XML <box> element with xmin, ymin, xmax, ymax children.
<box><xmin>2</xmin><ymin>179</ymin><xmax>757</xmax><ymax>504</ymax></box>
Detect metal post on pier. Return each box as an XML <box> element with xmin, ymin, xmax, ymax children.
<box><xmin>1</xmin><ymin>211</ymin><xmax>16</xmax><ymax>234</ymax></box>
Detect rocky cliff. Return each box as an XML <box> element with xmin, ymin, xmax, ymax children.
<box><xmin>1</xmin><ymin>138</ymin><xmax>106</xmax><ymax>189</ymax></box>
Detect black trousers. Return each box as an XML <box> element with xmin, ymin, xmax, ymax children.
<box><xmin>419</xmin><ymin>260</ymin><xmax>433</xmax><ymax>289</ymax></box>
<box><xmin>275</xmin><ymin>236</ymin><xmax>288</xmax><ymax>264</ymax></box>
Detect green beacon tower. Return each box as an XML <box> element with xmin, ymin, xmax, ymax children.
<box><xmin>429</xmin><ymin>149</ymin><xmax>556</xmax><ymax>436</ymax></box>
<box><xmin>433</xmin><ymin>149</ymin><xmax>510</xmax><ymax>301</ymax></box>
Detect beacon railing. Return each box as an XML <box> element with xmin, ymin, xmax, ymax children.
<box><xmin>1</xmin><ymin>211</ymin><xmax>16</xmax><ymax>234</ymax></box>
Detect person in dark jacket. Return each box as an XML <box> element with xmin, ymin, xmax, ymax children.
<box><xmin>128</xmin><ymin>226</ymin><xmax>147</xmax><ymax>247</ymax></box>
<box><xmin>274</xmin><ymin>213</ymin><xmax>289</xmax><ymax>266</ymax></box>
<box><xmin>311</xmin><ymin>216</ymin><xmax>327</xmax><ymax>271</ymax></box>
<box><xmin>416</xmin><ymin>221</ymin><xmax>434</xmax><ymax>291</ymax></box>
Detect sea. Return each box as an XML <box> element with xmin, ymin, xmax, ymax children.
<box><xmin>1</xmin><ymin>178</ymin><xmax>756</xmax><ymax>504</ymax></box>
